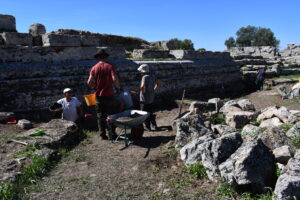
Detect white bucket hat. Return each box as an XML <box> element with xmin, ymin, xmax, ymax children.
<box><xmin>137</xmin><ymin>64</ymin><xmax>150</xmax><ymax>73</ymax></box>
<box><xmin>63</xmin><ymin>88</ymin><xmax>72</xmax><ymax>94</ymax></box>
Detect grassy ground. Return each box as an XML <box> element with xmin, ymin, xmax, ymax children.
<box><xmin>2</xmin><ymin>84</ymin><xmax>300</xmax><ymax>200</ymax></box>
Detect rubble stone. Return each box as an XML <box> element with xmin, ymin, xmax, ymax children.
<box><xmin>42</xmin><ymin>33</ymin><xmax>81</xmax><ymax>47</ymax></box>
<box><xmin>17</xmin><ymin>119</ymin><xmax>33</xmax><ymax>129</ymax></box>
<box><xmin>274</xmin><ymin>157</ymin><xmax>300</xmax><ymax>200</ymax></box>
<box><xmin>259</xmin><ymin>117</ymin><xmax>283</xmax><ymax>128</ymax></box>
<box><xmin>219</xmin><ymin>139</ymin><xmax>276</xmax><ymax>192</ymax></box>
<box><xmin>201</xmin><ymin>132</ymin><xmax>243</xmax><ymax>180</ymax></box>
<box><xmin>212</xmin><ymin>124</ymin><xmax>237</xmax><ymax>136</ymax></box>
<box><xmin>180</xmin><ymin>134</ymin><xmax>214</xmax><ymax>165</ymax></box>
<box><xmin>273</xmin><ymin>145</ymin><xmax>292</xmax><ymax>164</ymax></box>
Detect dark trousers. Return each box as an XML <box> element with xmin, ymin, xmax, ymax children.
<box><xmin>140</xmin><ymin>103</ymin><xmax>157</xmax><ymax>129</ymax></box>
<box><xmin>256</xmin><ymin>78</ymin><xmax>264</xmax><ymax>91</ymax></box>
<box><xmin>96</xmin><ymin>96</ymin><xmax>114</xmax><ymax>135</ymax></box>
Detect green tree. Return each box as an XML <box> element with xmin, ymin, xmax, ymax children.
<box><xmin>225</xmin><ymin>25</ymin><xmax>280</xmax><ymax>49</ymax></box>
<box><xmin>224</xmin><ymin>37</ymin><xmax>236</xmax><ymax>49</ymax></box>
<box><xmin>169</xmin><ymin>38</ymin><xmax>194</xmax><ymax>50</ymax></box>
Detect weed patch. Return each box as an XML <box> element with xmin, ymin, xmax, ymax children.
<box><xmin>212</xmin><ymin>113</ymin><xmax>226</xmax><ymax>125</ymax></box>
<box><xmin>290</xmin><ymin>135</ymin><xmax>300</xmax><ymax>149</ymax></box>
<box><xmin>279</xmin><ymin>124</ymin><xmax>293</xmax><ymax>132</ymax></box>
<box><xmin>184</xmin><ymin>162</ymin><xmax>207</xmax><ymax>179</ymax></box>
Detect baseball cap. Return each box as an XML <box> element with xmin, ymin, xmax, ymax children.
<box><xmin>63</xmin><ymin>88</ymin><xmax>72</xmax><ymax>94</ymax></box>
<box><xmin>137</xmin><ymin>64</ymin><xmax>150</xmax><ymax>73</ymax></box>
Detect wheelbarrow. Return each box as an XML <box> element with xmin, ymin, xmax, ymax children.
<box><xmin>106</xmin><ymin>110</ymin><xmax>149</xmax><ymax>147</ymax></box>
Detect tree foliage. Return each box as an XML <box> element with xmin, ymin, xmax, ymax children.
<box><xmin>224</xmin><ymin>25</ymin><xmax>280</xmax><ymax>49</ymax></box>
<box><xmin>169</xmin><ymin>38</ymin><xmax>195</xmax><ymax>50</ymax></box>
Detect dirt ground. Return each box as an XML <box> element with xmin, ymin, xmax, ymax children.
<box><xmin>1</xmin><ymin>84</ymin><xmax>300</xmax><ymax>200</ymax></box>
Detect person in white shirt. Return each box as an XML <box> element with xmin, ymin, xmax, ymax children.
<box><xmin>57</xmin><ymin>88</ymin><xmax>83</xmax><ymax>122</ymax></box>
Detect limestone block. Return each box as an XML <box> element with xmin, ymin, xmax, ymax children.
<box><xmin>237</xmin><ymin>99</ymin><xmax>256</xmax><ymax>111</ymax></box>
<box><xmin>80</xmin><ymin>35</ymin><xmax>99</xmax><ymax>47</ymax></box>
<box><xmin>241</xmin><ymin>124</ymin><xmax>262</xmax><ymax>141</ymax></box>
<box><xmin>219</xmin><ymin>139</ymin><xmax>275</xmax><ymax>193</ymax></box>
<box><xmin>132</xmin><ymin>49</ymin><xmax>174</xmax><ymax>59</ymax></box>
<box><xmin>201</xmin><ymin>132</ymin><xmax>243</xmax><ymax>180</ymax></box>
<box><xmin>180</xmin><ymin>134</ymin><xmax>214</xmax><ymax>165</ymax></box>
<box><xmin>230</xmin><ymin>46</ymin><xmax>276</xmax><ymax>58</ymax></box>
<box><xmin>259</xmin><ymin>117</ymin><xmax>283</xmax><ymax>128</ymax></box>
<box><xmin>189</xmin><ymin>101</ymin><xmax>216</xmax><ymax>113</ymax></box>
<box><xmin>273</xmin><ymin>145</ymin><xmax>292</xmax><ymax>164</ymax></box>
<box><xmin>1</xmin><ymin>32</ymin><xmax>32</xmax><ymax>46</ymax></box>
<box><xmin>257</xmin><ymin>106</ymin><xmax>279</xmax><ymax>121</ymax></box>
<box><xmin>42</xmin><ymin>33</ymin><xmax>81</xmax><ymax>47</ymax></box>
<box><xmin>211</xmin><ymin>124</ymin><xmax>237</xmax><ymax>136</ymax></box>
<box><xmin>274</xmin><ymin>157</ymin><xmax>300</xmax><ymax>200</ymax></box>
<box><xmin>170</xmin><ymin>50</ymin><xmax>231</xmax><ymax>59</ymax></box>
<box><xmin>0</xmin><ymin>112</ymin><xmax>14</xmax><ymax>121</ymax></box>
<box><xmin>225</xmin><ymin>111</ymin><xmax>256</xmax><ymax>129</ymax></box>
<box><xmin>29</xmin><ymin>23</ymin><xmax>46</xmax><ymax>36</ymax></box>
<box><xmin>17</xmin><ymin>119</ymin><xmax>33</xmax><ymax>129</ymax></box>
<box><xmin>259</xmin><ymin>127</ymin><xmax>291</xmax><ymax>150</ymax></box>
<box><xmin>152</xmin><ymin>40</ymin><xmax>176</xmax><ymax>50</ymax></box>
<box><xmin>0</xmin><ymin>14</ymin><xmax>16</xmax><ymax>32</ymax></box>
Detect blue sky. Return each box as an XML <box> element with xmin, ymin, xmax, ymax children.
<box><xmin>1</xmin><ymin>0</ymin><xmax>299</xmax><ymax>51</ymax></box>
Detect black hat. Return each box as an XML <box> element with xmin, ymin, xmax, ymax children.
<box><xmin>94</xmin><ymin>49</ymin><xmax>109</xmax><ymax>59</ymax></box>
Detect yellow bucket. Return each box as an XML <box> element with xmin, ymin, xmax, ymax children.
<box><xmin>84</xmin><ymin>93</ymin><xmax>96</xmax><ymax>106</ymax></box>
<box><xmin>298</xmin><ymin>78</ymin><xmax>300</xmax><ymax>82</ymax></box>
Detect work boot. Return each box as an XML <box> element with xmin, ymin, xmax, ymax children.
<box><xmin>100</xmin><ymin>132</ymin><xmax>108</xmax><ymax>140</ymax></box>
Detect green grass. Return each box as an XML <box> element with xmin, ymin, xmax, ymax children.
<box><xmin>184</xmin><ymin>162</ymin><xmax>207</xmax><ymax>179</ymax></box>
<box><xmin>12</xmin><ymin>144</ymin><xmax>41</xmax><ymax>158</ymax></box>
<box><xmin>290</xmin><ymin>135</ymin><xmax>300</xmax><ymax>149</ymax></box>
<box><xmin>279</xmin><ymin>124</ymin><xmax>293</xmax><ymax>132</ymax></box>
<box><xmin>272</xmin><ymin>74</ymin><xmax>300</xmax><ymax>80</ymax></box>
<box><xmin>0</xmin><ymin>154</ymin><xmax>53</xmax><ymax>200</ymax></box>
<box><xmin>211</xmin><ymin>113</ymin><xmax>226</xmax><ymax>125</ymax></box>
<box><xmin>250</xmin><ymin>119</ymin><xmax>261</xmax><ymax>126</ymax></box>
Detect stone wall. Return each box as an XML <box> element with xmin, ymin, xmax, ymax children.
<box><xmin>230</xmin><ymin>46</ymin><xmax>277</xmax><ymax>58</ymax></box>
<box><xmin>0</xmin><ymin>54</ymin><xmax>242</xmax><ymax>112</ymax></box>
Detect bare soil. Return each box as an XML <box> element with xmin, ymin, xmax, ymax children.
<box><xmin>1</xmin><ymin>84</ymin><xmax>300</xmax><ymax>200</ymax></box>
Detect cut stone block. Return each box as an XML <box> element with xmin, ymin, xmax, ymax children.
<box><xmin>0</xmin><ymin>14</ymin><xmax>16</xmax><ymax>32</ymax></box>
<box><xmin>42</xmin><ymin>33</ymin><xmax>81</xmax><ymax>47</ymax></box>
<box><xmin>1</xmin><ymin>32</ymin><xmax>32</xmax><ymax>46</ymax></box>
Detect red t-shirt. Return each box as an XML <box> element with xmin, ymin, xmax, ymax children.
<box><xmin>90</xmin><ymin>61</ymin><xmax>117</xmax><ymax>96</ymax></box>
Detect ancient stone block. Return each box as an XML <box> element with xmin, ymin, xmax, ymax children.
<box><xmin>0</xmin><ymin>14</ymin><xmax>16</xmax><ymax>32</ymax></box>
<box><xmin>1</xmin><ymin>32</ymin><xmax>32</xmax><ymax>46</ymax></box>
<box><xmin>42</xmin><ymin>33</ymin><xmax>81</xmax><ymax>47</ymax></box>
<box><xmin>80</xmin><ymin>35</ymin><xmax>99</xmax><ymax>47</ymax></box>
<box><xmin>29</xmin><ymin>23</ymin><xmax>46</xmax><ymax>36</ymax></box>
<box><xmin>132</xmin><ymin>49</ymin><xmax>174</xmax><ymax>59</ymax></box>
<box><xmin>219</xmin><ymin>139</ymin><xmax>276</xmax><ymax>193</ymax></box>
<box><xmin>170</xmin><ymin>50</ymin><xmax>231</xmax><ymax>60</ymax></box>
<box><xmin>230</xmin><ymin>46</ymin><xmax>276</xmax><ymax>59</ymax></box>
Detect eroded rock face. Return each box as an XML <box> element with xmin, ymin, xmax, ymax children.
<box><xmin>0</xmin><ymin>158</ymin><xmax>27</xmax><ymax>182</ymax></box>
<box><xmin>274</xmin><ymin>157</ymin><xmax>300</xmax><ymax>200</ymax></box>
<box><xmin>201</xmin><ymin>132</ymin><xmax>243</xmax><ymax>180</ymax></box>
<box><xmin>174</xmin><ymin>114</ymin><xmax>212</xmax><ymax>148</ymax></box>
<box><xmin>29</xmin><ymin>23</ymin><xmax>46</xmax><ymax>36</ymax></box>
<box><xmin>219</xmin><ymin>139</ymin><xmax>275</xmax><ymax>192</ymax></box>
<box><xmin>180</xmin><ymin>134</ymin><xmax>215</xmax><ymax>165</ymax></box>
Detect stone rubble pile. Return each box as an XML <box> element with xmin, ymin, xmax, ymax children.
<box><xmin>176</xmin><ymin>98</ymin><xmax>300</xmax><ymax>199</ymax></box>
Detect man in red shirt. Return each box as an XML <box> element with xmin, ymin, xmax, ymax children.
<box><xmin>87</xmin><ymin>49</ymin><xmax>120</xmax><ymax>139</ymax></box>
